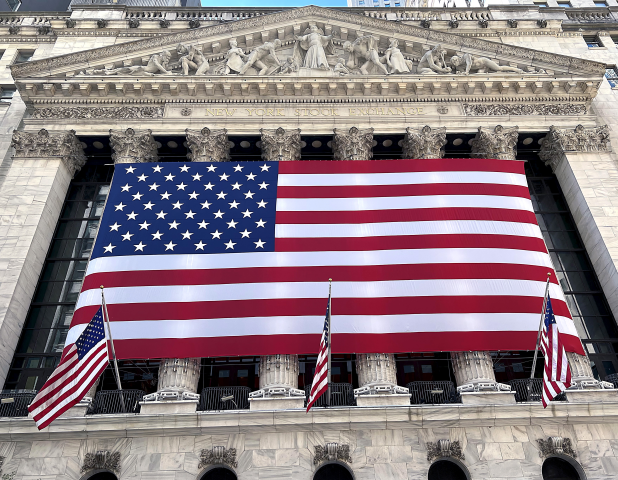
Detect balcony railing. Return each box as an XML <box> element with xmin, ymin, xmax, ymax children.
<box><xmin>406</xmin><ymin>381</ymin><xmax>460</xmax><ymax>404</ymax></box>
<box><xmin>0</xmin><ymin>390</ymin><xmax>37</xmax><ymax>417</ymax></box>
<box><xmin>507</xmin><ymin>378</ymin><xmax>566</xmax><ymax>403</ymax></box>
<box><xmin>88</xmin><ymin>389</ymin><xmax>145</xmax><ymax>414</ymax></box>
<box><xmin>199</xmin><ymin>386</ymin><xmax>250</xmax><ymax>411</ymax></box>
<box><xmin>304</xmin><ymin>383</ymin><xmax>355</xmax><ymax>408</ymax></box>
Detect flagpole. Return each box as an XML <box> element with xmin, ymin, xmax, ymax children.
<box><xmin>100</xmin><ymin>286</ymin><xmax>126</xmax><ymax>413</ymax></box>
<box><xmin>528</xmin><ymin>272</ymin><xmax>552</xmax><ymax>401</ymax></box>
<box><xmin>327</xmin><ymin>278</ymin><xmax>332</xmax><ymax>408</ymax></box>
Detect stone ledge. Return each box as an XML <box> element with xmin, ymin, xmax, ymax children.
<box><xmin>2</xmin><ymin>400</ymin><xmax>618</xmax><ymax>440</ymax></box>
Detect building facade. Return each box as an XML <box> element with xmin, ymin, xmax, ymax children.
<box><xmin>1</xmin><ymin>2</ymin><xmax>618</xmax><ymax>480</ymax></box>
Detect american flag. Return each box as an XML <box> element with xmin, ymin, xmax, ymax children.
<box><xmin>307</xmin><ymin>289</ymin><xmax>331</xmax><ymax>412</ymax></box>
<box><xmin>29</xmin><ymin>307</ymin><xmax>108</xmax><ymax>430</ymax></box>
<box><xmin>65</xmin><ymin>159</ymin><xmax>585</xmax><ymax>358</ymax></box>
<box><xmin>540</xmin><ymin>296</ymin><xmax>572</xmax><ymax>407</ymax></box>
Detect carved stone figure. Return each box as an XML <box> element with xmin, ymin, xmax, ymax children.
<box><xmin>81</xmin><ymin>451</ymin><xmax>121</xmax><ymax>474</ymax></box>
<box><xmin>185</xmin><ymin>127</ymin><xmax>231</xmax><ymax>162</ymax></box>
<box><xmin>403</xmin><ymin>126</ymin><xmax>447</xmax><ymax>159</ymax></box>
<box><xmin>223</xmin><ymin>38</ymin><xmax>247</xmax><ymax>74</ymax></box>
<box><xmin>333</xmin><ymin>58</ymin><xmax>350</xmax><ymax>76</ymax></box>
<box><xmin>418</xmin><ymin>44</ymin><xmax>451</xmax><ymax>74</ymax></box>
<box><xmin>94</xmin><ymin>51</ymin><xmax>174</xmax><ymax>76</ymax></box>
<box><xmin>470</xmin><ymin>125</ymin><xmax>519</xmax><ymax>160</ymax></box>
<box><xmin>343</xmin><ymin>35</ymin><xmax>389</xmax><ymax>75</ymax></box>
<box><xmin>279</xmin><ymin>57</ymin><xmax>300</xmax><ymax>75</ymax></box>
<box><xmin>385</xmin><ymin>39</ymin><xmax>410</xmax><ymax>74</ymax></box>
<box><xmin>199</xmin><ymin>447</ymin><xmax>237</xmax><ymax>469</ymax></box>
<box><xmin>109</xmin><ymin>128</ymin><xmax>158</xmax><ymax>163</ymax></box>
<box><xmin>176</xmin><ymin>44</ymin><xmax>209</xmax><ymax>75</ymax></box>
<box><xmin>450</xmin><ymin>53</ymin><xmax>524</xmax><ymax>75</ymax></box>
<box><xmin>332</xmin><ymin>127</ymin><xmax>374</xmax><ymax>160</ymax></box>
<box><xmin>239</xmin><ymin>39</ymin><xmax>282</xmax><ymax>75</ymax></box>
<box><xmin>540</xmin><ymin>124</ymin><xmax>610</xmax><ymax>170</ymax></box>
<box><xmin>293</xmin><ymin>23</ymin><xmax>334</xmax><ymax>70</ymax></box>
<box><xmin>260</xmin><ymin>127</ymin><xmax>301</xmax><ymax>161</ymax></box>
<box><xmin>11</xmin><ymin>129</ymin><xmax>86</xmax><ymax>177</ymax></box>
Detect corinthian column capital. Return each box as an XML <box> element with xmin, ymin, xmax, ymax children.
<box><xmin>470</xmin><ymin>125</ymin><xmax>519</xmax><ymax>160</ymax></box>
<box><xmin>539</xmin><ymin>124</ymin><xmax>611</xmax><ymax>171</ymax></box>
<box><xmin>332</xmin><ymin>127</ymin><xmax>374</xmax><ymax>160</ymax></box>
<box><xmin>109</xmin><ymin>128</ymin><xmax>158</xmax><ymax>164</ymax></box>
<box><xmin>403</xmin><ymin>125</ymin><xmax>447</xmax><ymax>159</ymax></box>
<box><xmin>259</xmin><ymin>127</ymin><xmax>301</xmax><ymax>161</ymax></box>
<box><xmin>185</xmin><ymin>127</ymin><xmax>230</xmax><ymax>163</ymax></box>
<box><xmin>11</xmin><ymin>128</ymin><xmax>86</xmax><ymax>177</ymax></box>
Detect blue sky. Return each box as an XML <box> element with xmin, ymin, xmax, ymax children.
<box><xmin>201</xmin><ymin>0</ymin><xmax>344</xmax><ymax>6</ymax></box>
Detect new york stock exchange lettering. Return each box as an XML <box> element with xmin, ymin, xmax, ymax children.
<box><xmin>1</xmin><ymin>2</ymin><xmax>618</xmax><ymax>480</ymax></box>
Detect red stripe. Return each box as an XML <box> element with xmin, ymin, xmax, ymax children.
<box><xmin>278</xmin><ymin>183</ymin><xmax>531</xmax><ymax>199</ymax></box>
<box><xmin>81</xmin><ymin>264</ymin><xmax>559</xmax><ymax>291</ymax></box>
<box><xmin>276</xmin><ymin>208</ymin><xmax>538</xmax><ymax>225</ymax></box>
<box><xmin>277</xmin><ymin>158</ymin><xmax>525</xmax><ymax>175</ymax></box>
<box><xmin>306</xmin><ymin>382</ymin><xmax>328</xmax><ymax>412</ymax></box>
<box><xmin>275</xmin><ymin>234</ymin><xmax>548</xmax><ymax>253</ymax></box>
<box><xmin>70</xmin><ymin>296</ymin><xmax>572</xmax><ymax>325</ymax></box>
<box><xmin>105</xmin><ymin>331</ymin><xmax>585</xmax><ymax>359</ymax></box>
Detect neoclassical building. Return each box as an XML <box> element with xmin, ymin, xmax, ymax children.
<box><xmin>1</xmin><ymin>1</ymin><xmax>618</xmax><ymax>479</ymax></box>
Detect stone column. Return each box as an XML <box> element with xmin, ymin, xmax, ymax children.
<box><xmin>249</xmin><ymin>128</ymin><xmax>304</xmax><ymax>410</ymax></box>
<box><xmin>470</xmin><ymin>125</ymin><xmax>519</xmax><ymax>160</ymax></box>
<box><xmin>331</xmin><ymin>127</ymin><xmax>410</xmax><ymax>405</ymax></box>
<box><xmin>259</xmin><ymin>127</ymin><xmax>301</xmax><ymax>161</ymax></box>
<box><xmin>332</xmin><ymin>127</ymin><xmax>374</xmax><ymax>160</ymax></box>
<box><xmin>402</xmin><ymin>125</ymin><xmax>447</xmax><ymax>159</ymax></box>
<box><xmin>540</xmin><ymin>125</ymin><xmax>617</xmax><ymax>402</ymax></box>
<box><xmin>450</xmin><ymin>125</ymin><xmax>519</xmax><ymax>404</ymax></box>
<box><xmin>185</xmin><ymin>127</ymin><xmax>231</xmax><ymax>162</ymax></box>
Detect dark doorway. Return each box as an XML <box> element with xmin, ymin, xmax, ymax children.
<box><xmin>314</xmin><ymin>463</ymin><xmax>354</xmax><ymax>480</ymax></box>
<box><xmin>87</xmin><ymin>473</ymin><xmax>118</xmax><ymax>480</ymax></box>
<box><xmin>428</xmin><ymin>460</ymin><xmax>468</xmax><ymax>480</ymax></box>
<box><xmin>202</xmin><ymin>467</ymin><xmax>238</xmax><ymax>480</ymax></box>
<box><xmin>542</xmin><ymin>457</ymin><xmax>581</xmax><ymax>480</ymax></box>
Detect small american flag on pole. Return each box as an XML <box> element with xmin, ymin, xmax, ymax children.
<box><xmin>28</xmin><ymin>307</ymin><xmax>109</xmax><ymax>430</ymax></box>
<box><xmin>307</xmin><ymin>285</ymin><xmax>331</xmax><ymax>412</ymax></box>
<box><xmin>541</xmin><ymin>296</ymin><xmax>572</xmax><ymax>408</ymax></box>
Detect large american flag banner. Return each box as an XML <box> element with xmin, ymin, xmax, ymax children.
<box><xmin>541</xmin><ymin>296</ymin><xmax>572</xmax><ymax>407</ymax></box>
<box><xmin>65</xmin><ymin>158</ymin><xmax>585</xmax><ymax>359</ymax></box>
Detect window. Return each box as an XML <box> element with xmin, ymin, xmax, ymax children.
<box><xmin>606</xmin><ymin>67</ymin><xmax>618</xmax><ymax>88</ymax></box>
<box><xmin>6</xmin><ymin>0</ymin><xmax>21</xmax><ymax>11</ymax></box>
<box><xmin>0</xmin><ymin>86</ymin><xmax>16</xmax><ymax>101</ymax></box>
<box><xmin>557</xmin><ymin>1</ymin><xmax>572</xmax><ymax>6</ymax></box>
<box><xmin>14</xmin><ymin>50</ymin><xmax>34</xmax><ymax>63</ymax></box>
<box><xmin>584</xmin><ymin>35</ymin><xmax>601</xmax><ymax>48</ymax></box>
<box><xmin>594</xmin><ymin>0</ymin><xmax>608</xmax><ymax>6</ymax></box>
<box><xmin>534</xmin><ymin>2</ymin><xmax>549</xmax><ymax>6</ymax></box>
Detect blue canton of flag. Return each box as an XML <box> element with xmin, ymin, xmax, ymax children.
<box><xmin>74</xmin><ymin>307</ymin><xmax>107</xmax><ymax>360</ymax></box>
<box><xmin>93</xmin><ymin>162</ymin><xmax>279</xmax><ymax>258</ymax></box>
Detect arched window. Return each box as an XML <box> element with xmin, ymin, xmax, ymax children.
<box><xmin>542</xmin><ymin>457</ymin><xmax>582</xmax><ymax>480</ymax></box>
<box><xmin>314</xmin><ymin>462</ymin><xmax>354</xmax><ymax>480</ymax></box>
<box><xmin>428</xmin><ymin>460</ymin><xmax>469</xmax><ymax>480</ymax></box>
<box><xmin>82</xmin><ymin>471</ymin><xmax>118</xmax><ymax>480</ymax></box>
<box><xmin>201</xmin><ymin>467</ymin><xmax>238</xmax><ymax>480</ymax></box>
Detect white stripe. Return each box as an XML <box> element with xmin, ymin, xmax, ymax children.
<box><xmin>551</xmin><ymin>322</ymin><xmax>559</xmax><ymax>381</ymax></box>
<box><xmin>275</xmin><ymin>220</ymin><xmax>543</xmax><ymax>239</ymax></box>
<box><xmin>65</xmin><ymin>313</ymin><xmax>579</xmax><ymax>345</ymax></box>
<box><xmin>276</xmin><ymin>195</ymin><xmax>534</xmax><ymax>212</ymax></box>
<box><xmin>278</xmin><ymin>171</ymin><xmax>528</xmax><ymax>187</ymax></box>
<box><xmin>84</xmin><ymin>249</ymin><xmax>555</xmax><ymax>275</ymax></box>
<box><xmin>75</xmin><ymin>279</ymin><xmax>565</xmax><ymax>309</ymax></box>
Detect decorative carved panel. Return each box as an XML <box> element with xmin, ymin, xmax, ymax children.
<box><xmin>537</xmin><ymin>437</ymin><xmax>577</xmax><ymax>458</ymax></box>
<box><xmin>81</xmin><ymin>451</ymin><xmax>121</xmax><ymax>474</ymax></box>
<box><xmin>199</xmin><ymin>447</ymin><xmax>237</xmax><ymax>469</ymax></box>
<box><xmin>313</xmin><ymin>443</ymin><xmax>352</xmax><ymax>465</ymax></box>
<box><xmin>11</xmin><ymin>128</ymin><xmax>86</xmax><ymax>177</ymax></box>
<box><xmin>463</xmin><ymin>104</ymin><xmax>587</xmax><ymax>116</ymax></box>
<box><xmin>32</xmin><ymin>106</ymin><xmax>164</xmax><ymax>120</ymax></box>
<box><xmin>426</xmin><ymin>440</ymin><xmax>465</xmax><ymax>462</ymax></box>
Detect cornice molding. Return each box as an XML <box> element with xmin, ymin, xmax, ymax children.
<box><xmin>10</xmin><ymin>5</ymin><xmax>605</xmax><ymax>79</ymax></box>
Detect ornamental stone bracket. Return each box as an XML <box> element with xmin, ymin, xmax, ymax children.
<box><xmin>81</xmin><ymin>451</ymin><xmax>121</xmax><ymax>475</ymax></box>
<box><xmin>470</xmin><ymin>125</ymin><xmax>519</xmax><ymax>160</ymax></box>
<box><xmin>426</xmin><ymin>440</ymin><xmax>465</xmax><ymax>462</ymax></box>
<box><xmin>402</xmin><ymin>125</ymin><xmax>447</xmax><ymax>159</ymax></box>
<box><xmin>260</xmin><ymin>127</ymin><xmax>302</xmax><ymax>161</ymax></box>
<box><xmin>198</xmin><ymin>447</ymin><xmax>238</xmax><ymax>469</ymax></box>
<box><xmin>333</xmin><ymin>127</ymin><xmax>374</xmax><ymax>160</ymax></box>
<box><xmin>537</xmin><ymin>437</ymin><xmax>577</xmax><ymax>458</ymax></box>
<box><xmin>109</xmin><ymin>128</ymin><xmax>159</xmax><ymax>164</ymax></box>
<box><xmin>539</xmin><ymin>124</ymin><xmax>611</xmax><ymax>171</ymax></box>
<box><xmin>11</xmin><ymin>128</ymin><xmax>86</xmax><ymax>177</ymax></box>
<box><xmin>185</xmin><ymin>127</ymin><xmax>231</xmax><ymax>163</ymax></box>
<box><xmin>313</xmin><ymin>443</ymin><xmax>352</xmax><ymax>465</ymax></box>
